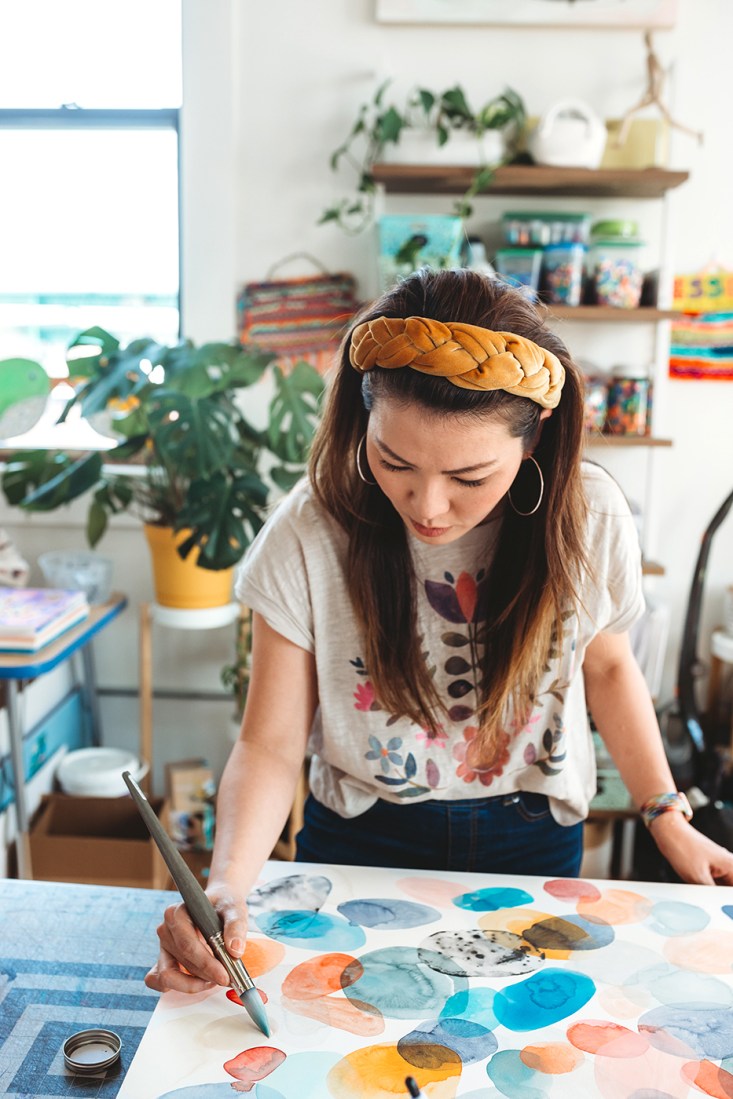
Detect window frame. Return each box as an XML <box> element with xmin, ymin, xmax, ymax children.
<box><xmin>0</xmin><ymin>105</ymin><xmax>183</xmax><ymax>343</ymax></box>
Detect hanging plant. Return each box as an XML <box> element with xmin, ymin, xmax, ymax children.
<box><xmin>319</xmin><ymin>81</ymin><xmax>527</xmax><ymax>233</ymax></box>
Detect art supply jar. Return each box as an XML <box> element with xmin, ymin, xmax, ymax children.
<box><xmin>494</xmin><ymin>248</ymin><xmax>543</xmax><ymax>297</ymax></box>
<box><xmin>541</xmin><ymin>242</ymin><xmax>586</xmax><ymax>306</ymax></box>
<box><xmin>605</xmin><ymin>372</ymin><xmax>651</xmax><ymax>435</ymax></box>
<box><xmin>583</xmin><ymin>377</ymin><xmax>608</xmax><ymax>432</ymax></box>
<box><xmin>589</xmin><ymin>219</ymin><xmax>645</xmax><ymax>308</ymax></box>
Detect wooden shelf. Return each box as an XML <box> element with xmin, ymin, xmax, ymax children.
<box><xmin>585</xmin><ymin>435</ymin><xmax>673</xmax><ymax>448</ymax></box>
<box><xmin>642</xmin><ymin>561</ymin><xmax>665</xmax><ymax>577</ymax></box>
<box><xmin>372</xmin><ymin>164</ymin><xmax>690</xmax><ymax>199</ymax></box>
<box><xmin>548</xmin><ymin>306</ymin><xmax>677</xmax><ymax>322</ymax></box>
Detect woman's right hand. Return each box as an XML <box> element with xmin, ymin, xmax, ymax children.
<box><xmin>145</xmin><ymin>887</ymin><xmax>250</xmax><ymax>995</ymax></box>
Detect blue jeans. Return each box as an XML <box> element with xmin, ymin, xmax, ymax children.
<box><xmin>295</xmin><ymin>792</ymin><xmax>583</xmax><ymax>877</ymax></box>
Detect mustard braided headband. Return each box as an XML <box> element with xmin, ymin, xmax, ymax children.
<box><xmin>349</xmin><ymin>316</ymin><xmax>565</xmax><ymax>410</ymax></box>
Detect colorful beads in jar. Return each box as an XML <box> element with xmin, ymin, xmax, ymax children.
<box><xmin>541</xmin><ymin>242</ymin><xmax>586</xmax><ymax>306</ymax></box>
<box><xmin>605</xmin><ymin>375</ymin><xmax>651</xmax><ymax>435</ymax></box>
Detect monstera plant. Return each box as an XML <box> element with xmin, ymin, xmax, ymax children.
<box><xmin>1</xmin><ymin>327</ymin><xmax>324</xmax><ymax>584</ymax></box>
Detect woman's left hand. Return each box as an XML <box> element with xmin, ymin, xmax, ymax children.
<box><xmin>649</xmin><ymin>811</ymin><xmax>733</xmax><ymax>884</ymax></box>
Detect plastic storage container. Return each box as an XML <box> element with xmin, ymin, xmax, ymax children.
<box><xmin>588</xmin><ymin>220</ymin><xmax>645</xmax><ymax>308</ymax></box>
<box><xmin>541</xmin><ymin>242</ymin><xmax>586</xmax><ymax>306</ymax></box>
<box><xmin>502</xmin><ymin>211</ymin><xmax>591</xmax><ymax>247</ymax></box>
<box><xmin>494</xmin><ymin>248</ymin><xmax>543</xmax><ymax>297</ymax></box>
<box><xmin>589</xmin><ymin>240</ymin><xmax>645</xmax><ymax>308</ymax></box>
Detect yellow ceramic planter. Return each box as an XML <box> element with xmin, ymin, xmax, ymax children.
<box><xmin>144</xmin><ymin>524</ymin><xmax>234</xmax><ymax>609</ymax></box>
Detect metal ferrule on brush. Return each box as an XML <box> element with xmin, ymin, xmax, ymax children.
<box><xmin>208</xmin><ymin>933</ymin><xmax>256</xmax><ymax>993</ymax></box>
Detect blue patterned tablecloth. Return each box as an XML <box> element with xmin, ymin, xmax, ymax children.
<box><xmin>0</xmin><ymin>879</ymin><xmax>175</xmax><ymax>1098</ymax></box>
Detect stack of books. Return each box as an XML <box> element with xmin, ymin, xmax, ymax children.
<box><xmin>0</xmin><ymin>587</ymin><xmax>90</xmax><ymax>653</ymax></box>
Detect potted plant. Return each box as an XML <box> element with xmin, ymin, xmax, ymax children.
<box><xmin>1</xmin><ymin>327</ymin><xmax>324</xmax><ymax>608</ymax></box>
<box><xmin>319</xmin><ymin>81</ymin><xmax>527</xmax><ymax>233</ymax></box>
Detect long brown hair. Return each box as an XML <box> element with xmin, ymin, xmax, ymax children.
<box><xmin>309</xmin><ymin>268</ymin><xmax>588</xmax><ymax>757</ymax></box>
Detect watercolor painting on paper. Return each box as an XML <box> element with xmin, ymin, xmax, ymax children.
<box><xmin>118</xmin><ymin>860</ymin><xmax>733</xmax><ymax>1098</ymax></box>
<box><xmin>375</xmin><ymin>0</ymin><xmax>678</xmax><ymax>29</ymax></box>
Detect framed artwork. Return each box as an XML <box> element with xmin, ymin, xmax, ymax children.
<box><xmin>375</xmin><ymin>0</ymin><xmax>678</xmax><ymax>28</ymax></box>
<box><xmin>119</xmin><ymin>860</ymin><xmax>733</xmax><ymax>1098</ymax></box>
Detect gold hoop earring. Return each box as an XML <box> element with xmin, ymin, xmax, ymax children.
<box><xmin>355</xmin><ymin>433</ymin><xmax>376</xmax><ymax>485</ymax></box>
<box><xmin>508</xmin><ymin>455</ymin><xmax>544</xmax><ymax>517</ymax></box>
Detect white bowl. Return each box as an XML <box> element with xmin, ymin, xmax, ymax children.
<box><xmin>56</xmin><ymin>748</ymin><xmax>148</xmax><ymax>798</ymax></box>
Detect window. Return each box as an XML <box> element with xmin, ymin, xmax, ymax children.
<box><xmin>0</xmin><ymin>0</ymin><xmax>181</xmax><ymax>449</ymax></box>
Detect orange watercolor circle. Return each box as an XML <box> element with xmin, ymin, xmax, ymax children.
<box><xmin>576</xmin><ymin>889</ymin><xmax>653</xmax><ymax>925</ymax></box>
<box><xmin>328</xmin><ymin>1043</ymin><xmax>461</xmax><ymax>1098</ymax></box>
<box><xmin>242</xmin><ymin>936</ymin><xmax>286</xmax><ymax>977</ymax></box>
<box><xmin>664</xmin><ymin>929</ymin><xmax>733</xmax><ymax>973</ymax></box>
<box><xmin>282</xmin><ymin>953</ymin><xmax>361</xmax><ymax>1000</ymax></box>
<box><xmin>682</xmin><ymin>1058</ymin><xmax>733</xmax><ymax>1099</ymax></box>
<box><xmin>567</xmin><ymin>1020</ymin><xmax>649</xmax><ymax>1058</ymax></box>
<box><xmin>520</xmin><ymin>1042</ymin><xmax>584</xmax><ymax>1074</ymax></box>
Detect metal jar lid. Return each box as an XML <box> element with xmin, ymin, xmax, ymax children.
<box><xmin>63</xmin><ymin>1029</ymin><xmax>122</xmax><ymax>1074</ymax></box>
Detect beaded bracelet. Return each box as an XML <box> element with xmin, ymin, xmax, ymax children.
<box><xmin>639</xmin><ymin>791</ymin><xmax>693</xmax><ymax>830</ymax></box>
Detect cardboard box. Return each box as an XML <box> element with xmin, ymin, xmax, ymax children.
<box><xmin>29</xmin><ymin>793</ymin><xmax>170</xmax><ymax>889</ymax></box>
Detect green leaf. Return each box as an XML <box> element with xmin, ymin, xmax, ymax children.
<box><xmin>374</xmin><ymin>79</ymin><xmax>391</xmax><ymax>107</ymax></box>
<box><xmin>396</xmin><ymin>785</ymin><xmax>431</xmax><ymax>798</ymax></box>
<box><xmin>417</xmin><ymin>89</ymin><xmax>435</xmax><ymax>114</ymax></box>
<box><xmin>87</xmin><ymin>499</ymin><xmax>108</xmax><ymax>546</ymax></box>
<box><xmin>440</xmin><ymin>86</ymin><xmax>473</xmax><ymax>121</ymax></box>
<box><xmin>270</xmin><ymin>465</ymin><xmax>305</xmax><ymax>493</ymax></box>
<box><xmin>176</xmin><ymin>470</ymin><xmax>268</xmax><ymax>570</ymax></box>
<box><xmin>147</xmin><ymin>389</ymin><xmax>237</xmax><ymax>480</ymax></box>
<box><xmin>267</xmin><ymin>363</ymin><xmax>324</xmax><ymax>464</ymax></box>
<box><xmin>22</xmin><ymin>451</ymin><xmax>104</xmax><ymax>510</ymax></box>
<box><xmin>378</xmin><ymin>106</ymin><xmax>404</xmax><ymax>144</ymax></box>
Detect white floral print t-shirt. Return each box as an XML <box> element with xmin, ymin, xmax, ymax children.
<box><xmin>234</xmin><ymin>462</ymin><xmax>644</xmax><ymax>826</ymax></box>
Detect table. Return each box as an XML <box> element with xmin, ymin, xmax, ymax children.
<box><xmin>0</xmin><ymin>877</ymin><xmax>173</xmax><ymax>1098</ymax></box>
<box><xmin>0</xmin><ymin>593</ymin><xmax>127</xmax><ymax>879</ymax></box>
<box><xmin>5</xmin><ymin>866</ymin><xmax>733</xmax><ymax>1099</ymax></box>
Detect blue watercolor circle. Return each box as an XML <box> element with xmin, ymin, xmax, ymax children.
<box><xmin>342</xmin><ymin>945</ymin><xmax>467</xmax><ymax>1019</ymax></box>
<box><xmin>647</xmin><ymin>901</ymin><xmax>710</xmax><ymax>937</ymax></box>
<box><xmin>337</xmin><ymin>897</ymin><xmax>440</xmax><ymax>929</ymax></box>
<box><xmin>254</xmin><ymin>909</ymin><xmax>366</xmax><ymax>951</ymax></box>
<box><xmin>399</xmin><ymin>1016</ymin><xmax>498</xmax><ymax>1066</ymax></box>
<box><xmin>453</xmin><ymin>887</ymin><xmax>534</xmax><ymax>912</ymax></box>
<box><xmin>486</xmin><ymin>1048</ymin><xmax>551</xmax><ymax>1098</ymax></box>
<box><xmin>639</xmin><ymin>1002</ymin><xmax>733</xmax><ymax>1060</ymax></box>
<box><xmin>439</xmin><ymin>987</ymin><xmax>498</xmax><ymax>1030</ymax></box>
<box><xmin>254</xmin><ymin>1051</ymin><xmax>342</xmax><ymax>1098</ymax></box>
<box><xmin>493</xmin><ymin>968</ymin><xmax>596</xmax><ymax>1031</ymax></box>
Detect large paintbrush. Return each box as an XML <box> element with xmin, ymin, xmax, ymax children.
<box><xmin>122</xmin><ymin>771</ymin><xmax>270</xmax><ymax>1037</ymax></box>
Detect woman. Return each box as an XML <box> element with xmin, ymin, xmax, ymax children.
<box><xmin>148</xmin><ymin>268</ymin><xmax>733</xmax><ymax>995</ymax></box>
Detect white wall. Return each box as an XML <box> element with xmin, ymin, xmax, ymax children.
<box><xmin>227</xmin><ymin>0</ymin><xmax>733</xmax><ymax>707</ymax></box>
<box><xmin>1</xmin><ymin>0</ymin><xmax>731</xmax><ymax>800</ymax></box>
